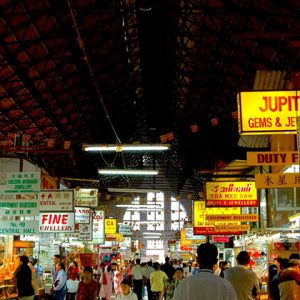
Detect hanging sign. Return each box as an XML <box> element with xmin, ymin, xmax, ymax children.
<box><xmin>74</xmin><ymin>189</ymin><xmax>98</xmax><ymax>207</ymax></box>
<box><xmin>0</xmin><ymin>172</ymin><xmax>40</xmax><ymax>194</ymax></box>
<box><xmin>247</xmin><ymin>151</ymin><xmax>299</xmax><ymax>166</ymax></box>
<box><xmin>194</xmin><ymin>226</ymin><xmax>248</xmax><ymax>235</ymax></box>
<box><xmin>78</xmin><ymin>223</ymin><xmax>93</xmax><ymax>241</ymax></box>
<box><xmin>255</xmin><ymin>173</ymin><xmax>300</xmax><ymax>188</ymax></box>
<box><xmin>0</xmin><ymin>220</ymin><xmax>38</xmax><ymax>235</ymax></box>
<box><xmin>105</xmin><ymin>218</ymin><xmax>117</xmax><ymax>234</ymax></box>
<box><xmin>39</xmin><ymin>212</ymin><xmax>75</xmax><ymax>232</ymax></box>
<box><xmin>39</xmin><ymin>190</ymin><xmax>74</xmax><ymax>212</ymax></box>
<box><xmin>119</xmin><ymin>224</ymin><xmax>133</xmax><ymax>236</ymax></box>
<box><xmin>0</xmin><ymin>193</ymin><xmax>39</xmax><ymax>217</ymax></box>
<box><xmin>238</xmin><ymin>90</ymin><xmax>300</xmax><ymax>135</ymax></box>
<box><xmin>91</xmin><ymin>210</ymin><xmax>105</xmax><ymax>244</ymax></box>
<box><xmin>206</xmin><ymin>214</ymin><xmax>258</xmax><ymax>222</ymax></box>
<box><xmin>75</xmin><ymin>207</ymin><xmax>91</xmax><ymax>224</ymax></box>
<box><xmin>206</xmin><ymin>182</ymin><xmax>257</xmax><ymax>207</ymax></box>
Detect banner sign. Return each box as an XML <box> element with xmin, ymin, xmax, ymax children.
<box><xmin>247</xmin><ymin>151</ymin><xmax>299</xmax><ymax>166</ymax></box>
<box><xmin>92</xmin><ymin>210</ymin><xmax>105</xmax><ymax>244</ymax></box>
<box><xmin>74</xmin><ymin>189</ymin><xmax>98</xmax><ymax>207</ymax></box>
<box><xmin>206</xmin><ymin>214</ymin><xmax>258</xmax><ymax>222</ymax></box>
<box><xmin>194</xmin><ymin>225</ymin><xmax>248</xmax><ymax>235</ymax></box>
<box><xmin>78</xmin><ymin>223</ymin><xmax>93</xmax><ymax>241</ymax></box>
<box><xmin>75</xmin><ymin>207</ymin><xmax>91</xmax><ymax>224</ymax></box>
<box><xmin>105</xmin><ymin>218</ymin><xmax>117</xmax><ymax>234</ymax></box>
<box><xmin>0</xmin><ymin>172</ymin><xmax>40</xmax><ymax>194</ymax></box>
<box><xmin>39</xmin><ymin>212</ymin><xmax>75</xmax><ymax>232</ymax></box>
<box><xmin>0</xmin><ymin>220</ymin><xmax>38</xmax><ymax>235</ymax></box>
<box><xmin>238</xmin><ymin>91</ymin><xmax>300</xmax><ymax>135</ymax></box>
<box><xmin>206</xmin><ymin>182</ymin><xmax>257</xmax><ymax>207</ymax></box>
<box><xmin>39</xmin><ymin>190</ymin><xmax>74</xmax><ymax>212</ymax></box>
<box><xmin>0</xmin><ymin>193</ymin><xmax>39</xmax><ymax>217</ymax></box>
<box><xmin>212</xmin><ymin>236</ymin><xmax>230</xmax><ymax>243</ymax></box>
<box><xmin>255</xmin><ymin>173</ymin><xmax>300</xmax><ymax>188</ymax></box>
<box><xmin>119</xmin><ymin>224</ymin><xmax>133</xmax><ymax>236</ymax></box>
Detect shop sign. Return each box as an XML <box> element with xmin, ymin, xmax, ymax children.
<box><xmin>206</xmin><ymin>214</ymin><xmax>258</xmax><ymax>222</ymax></box>
<box><xmin>247</xmin><ymin>151</ymin><xmax>299</xmax><ymax>166</ymax></box>
<box><xmin>0</xmin><ymin>220</ymin><xmax>38</xmax><ymax>235</ymax></box>
<box><xmin>212</xmin><ymin>236</ymin><xmax>230</xmax><ymax>243</ymax></box>
<box><xmin>105</xmin><ymin>218</ymin><xmax>117</xmax><ymax>234</ymax></box>
<box><xmin>0</xmin><ymin>193</ymin><xmax>39</xmax><ymax>217</ymax></box>
<box><xmin>184</xmin><ymin>227</ymin><xmax>206</xmax><ymax>240</ymax></box>
<box><xmin>238</xmin><ymin>90</ymin><xmax>300</xmax><ymax>135</ymax></box>
<box><xmin>119</xmin><ymin>224</ymin><xmax>133</xmax><ymax>236</ymax></box>
<box><xmin>194</xmin><ymin>226</ymin><xmax>244</xmax><ymax>235</ymax></box>
<box><xmin>74</xmin><ymin>188</ymin><xmax>98</xmax><ymax>207</ymax></box>
<box><xmin>106</xmin><ymin>233</ymin><xmax>124</xmax><ymax>242</ymax></box>
<box><xmin>206</xmin><ymin>181</ymin><xmax>257</xmax><ymax>207</ymax></box>
<box><xmin>193</xmin><ymin>201</ymin><xmax>241</xmax><ymax>227</ymax></box>
<box><xmin>75</xmin><ymin>207</ymin><xmax>91</xmax><ymax>224</ymax></box>
<box><xmin>0</xmin><ymin>172</ymin><xmax>40</xmax><ymax>194</ymax></box>
<box><xmin>78</xmin><ymin>223</ymin><xmax>93</xmax><ymax>241</ymax></box>
<box><xmin>255</xmin><ymin>173</ymin><xmax>300</xmax><ymax>188</ymax></box>
<box><xmin>39</xmin><ymin>212</ymin><xmax>75</xmax><ymax>232</ymax></box>
<box><xmin>39</xmin><ymin>190</ymin><xmax>74</xmax><ymax>212</ymax></box>
<box><xmin>79</xmin><ymin>253</ymin><xmax>96</xmax><ymax>267</ymax></box>
<box><xmin>92</xmin><ymin>210</ymin><xmax>105</xmax><ymax>244</ymax></box>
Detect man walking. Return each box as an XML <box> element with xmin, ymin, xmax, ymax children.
<box><xmin>173</xmin><ymin>243</ymin><xmax>237</xmax><ymax>300</ymax></box>
<box><xmin>224</xmin><ymin>251</ymin><xmax>260</xmax><ymax>300</ymax></box>
<box><xmin>131</xmin><ymin>258</ymin><xmax>144</xmax><ymax>300</ymax></box>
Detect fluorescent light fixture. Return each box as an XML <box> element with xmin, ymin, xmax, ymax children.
<box><xmin>108</xmin><ymin>188</ymin><xmax>162</xmax><ymax>193</ymax></box>
<box><xmin>98</xmin><ymin>169</ymin><xmax>158</xmax><ymax>175</ymax></box>
<box><xmin>84</xmin><ymin>144</ymin><xmax>170</xmax><ymax>152</ymax></box>
<box><xmin>143</xmin><ymin>232</ymin><xmax>162</xmax><ymax>235</ymax></box>
<box><xmin>116</xmin><ymin>204</ymin><xmax>162</xmax><ymax>208</ymax></box>
<box><xmin>127</xmin><ymin>208</ymin><xmax>163</xmax><ymax>212</ymax></box>
<box><xmin>143</xmin><ymin>236</ymin><xmax>160</xmax><ymax>239</ymax></box>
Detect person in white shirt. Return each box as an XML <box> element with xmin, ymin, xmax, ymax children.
<box><xmin>173</xmin><ymin>243</ymin><xmax>237</xmax><ymax>300</ymax></box>
<box><xmin>116</xmin><ymin>278</ymin><xmax>138</xmax><ymax>300</ymax></box>
<box><xmin>66</xmin><ymin>274</ymin><xmax>79</xmax><ymax>300</ymax></box>
<box><xmin>131</xmin><ymin>259</ymin><xmax>144</xmax><ymax>300</ymax></box>
<box><xmin>145</xmin><ymin>261</ymin><xmax>155</xmax><ymax>300</ymax></box>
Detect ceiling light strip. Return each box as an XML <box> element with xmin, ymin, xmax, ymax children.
<box><xmin>84</xmin><ymin>144</ymin><xmax>170</xmax><ymax>152</ymax></box>
<box><xmin>98</xmin><ymin>169</ymin><xmax>158</xmax><ymax>175</ymax></box>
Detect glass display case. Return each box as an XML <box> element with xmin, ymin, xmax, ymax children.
<box><xmin>42</xmin><ymin>272</ymin><xmax>53</xmax><ymax>294</ymax></box>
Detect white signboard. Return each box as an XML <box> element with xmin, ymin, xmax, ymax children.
<box><xmin>0</xmin><ymin>193</ymin><xmax>39</xmax><ymax>217</ymax></box>
<box><xmin>39</xmin><ymin>190</ymin><xmax>74</xmax><ymax>212</ymax></box>
<box><xmin>74</xmin><ymin>189</ymin><xmax>98</xmax><ymax>207</ymax></box>
<box><xmin>0</xmin><ymin>172</ymin><xmax>40</xmax><ymax>194</ymax></box>
<box><xmin>75</xmin><ymin>207</ymin><xmax>91</xmax><ymax>224</ymax></box>
<box><xmin>92</xmin><ymin>210</ymin><xmax>104</xmax><ymax>244</ymax></box>
<box><xmin>78</xmin><ymin>223</ymin><xmax>93</xmax><ymax>241</ymax></box>
<box><xmin>119</xmin><ymin>224</ymin><xmax>133</xmax><ymax>236</ymax></box>
<box><xmin>0</xmin><ymin>220</ymin><xmax>38</xmax><ymax>235</ymax></box>
<box><xmin>39</xmin><ymin>212</ymin><xmax>75</xmax><ymax>232</ymax></box>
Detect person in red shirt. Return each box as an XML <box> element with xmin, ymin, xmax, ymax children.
<box><xmin>76</xmin><ymin>266</ymin><xmax>98</xmax><ymax>300</ymax></box>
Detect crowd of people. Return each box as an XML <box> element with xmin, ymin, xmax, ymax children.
<box><xmin>12</xmin><ymin>245</ymin><xmax>300</xmax><ymax>300</ymax></box>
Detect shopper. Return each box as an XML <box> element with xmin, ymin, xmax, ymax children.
<box><xmin>131</xmin><ymin>259</ymin><xmax>144</xmax><ymax>300</ymax></box>
<box><xmin>165</xmin><ymin>267</ymin><xmax>184</xmax><ymax>300</ymax></box>
<box><xmin>116</xmin><ymin>278</ymin><xmax>138</xmax><ymax>300</ymax></box>
<box><xmin>52</xmin><ymin>255</ymin><xmax>62</xmax><ymax>282</ymax></box>
<box><xmin>278</xmin><ymin>259</ymin><xmax>300</xmax><ymax>300</ymax></box>
<box><xmin>52</xmin><ymin>262</ymin><xmax>67</xmax><ymax>300</ymax></box>
<box><xmin>145</xmin><ymin>261</ymin><xmax>155</xmax><ymax>300</ymax></box>
<box><xmin>76</xmin><ymin>266</ymin><xmax>98</xmax><ymax>300</ymax></box>
<box><xmin>173</xmin><ymin>243</ymin><xmax>237</xmax><ymax>300</ymax></box>
<box><xmin>161</xmin><ymin>257</ymin><xmax>175</xmax><ymax>280</ymax></box>
<box><xmin>66</xmin><ymin>273</ymin><xmax>80</xmax><ymax>300</ymax></box>
<box><xmin>28</xmin><ymin>258</ymin><xmax>39</xmax><ymax>300</ymax></box>
<box><xmin>99</xmin><ymin>265</ymin><xmax>113</xmax><ymax>300</ymax></box>
<box><xmin>219</xmin><ymin>261</ymin><xmax>230</xmax><ymax>278</ymax></box>
<box><xmin>14</xmin><ymin>255</ymin><xmax>35</xmax><ymax>300</ymax></box>
<box><xmin>150</xmin><ymin>262</ymin><xmax>168</xmax><ymax>300</ymax></box>
<box><xmin>32</xmin><ymin>258</ymin><xmax>43</xmax><ymax>288</ymax></box>
<box><xmin>224</xmin><ymin>250</ymin><xmax>260</xmax><ymax>300</ymax></box>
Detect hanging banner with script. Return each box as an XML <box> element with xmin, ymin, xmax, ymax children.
<box><xmin>91</xmin><ymin>210</ymin><xmax>105</xmax><ymax>244</ymax></box>
<box><xmin>74</xmin><ymin>189</ymin><xmax>98</xmax><ymax>207</ymax></box>
<box><xmin>255</xmin><ymin>173</ymin><xmax>300</xmax><ymax>188</ymax></box>
<box><xmin>238</xmin><ymin>90</ymin><xmax>300</xmax><ymax>135</ymax></box>
<box><xmin>0</xmin><ymin>220</ymin><xmax>39</xmax><ymax>235</ymax></box>
<box><xmin>78</xmin><ymin>223</ymin><xmax>93</xmax><ymax>241</ymax></box>
<box><xmin>75</xmin><ymin>207</ymin><xmax>91</xmax><ymax>224</ymax></box>
<box><xmin>247</xmin><ymin>151</ymin><xmax>299</xmax><ymax>166</ymax></box>
<box><xmin>206</xmin><ymin>182</ymin><xmax>257</xmax><ymax>207</ymax></box>
<box><xmin>39</xmin><ymin>190</ymin><xmax>74</xmax><ymax>212</ymax></box>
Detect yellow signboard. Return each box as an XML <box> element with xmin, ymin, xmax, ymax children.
<box><xmin>238</xmin><ymin>91</ymin><xmax>300</xmax><ymax>135</ymax></box>
<box><xmin>247</xmin><ymin>151</ymin><xmax>299</xmax><ymax>166</ymax></box>
<box><xmin>193</xmin><ymin>201</ymin><xmax>240</xmax><ymax>227</ymax></box>
<box><xmin>206</xmin><ymin>214</ymin><xmax>258</xmax><ymax>222</ymax></box>
<box><xmin>206</xmin><ymin>182</ymin><xmax>257</xmax><ymax>207</ymax></box>
<box><xmin>104</xmin><ymin>218</ymin><xmax>117</xmax><ymax>234</ymax></box>
<box><xmin>255</xmin><ymin>173</ymin><xmax>300</xmax><ymax>188</ymax></box>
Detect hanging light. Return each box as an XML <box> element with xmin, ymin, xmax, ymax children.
<box><xmin>98</xmin><ymin>169</ymin><xmax>158</xmax><ymax>175</ymax></box>
<box><xmin>83</xmin><ymin>144</ymin><xmax>169</xmax><ymax>152</ymax></box>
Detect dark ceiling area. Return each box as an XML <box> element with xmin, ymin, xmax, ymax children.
<box><xmin>1</xmin><ymin>0</ymin><xmax>300</xmax><ymax>194</ymax></box>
